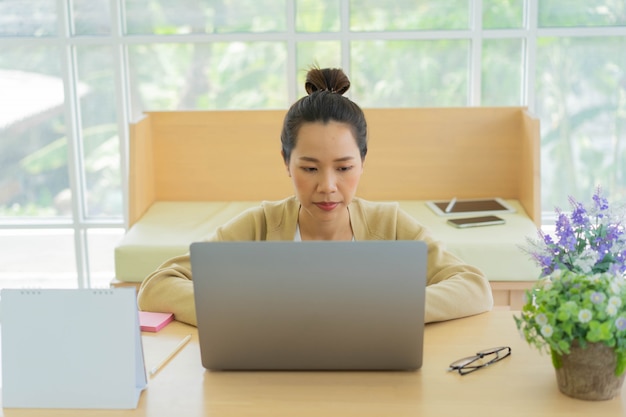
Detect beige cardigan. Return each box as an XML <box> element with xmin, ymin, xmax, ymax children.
<box><xmin>137</xmin><ymin>196</ymin><xmax>493</xmax><ymax>325</ymax></box>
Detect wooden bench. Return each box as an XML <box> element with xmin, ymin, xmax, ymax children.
<box><xmin>115</xmin><ymin>107</ymin><xmax>541</xmax><ymax>309</ymax></box>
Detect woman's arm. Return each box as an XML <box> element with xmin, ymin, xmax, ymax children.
<box><xmin>396</xmin><ymin>210</ymin><xmax>494</xmax><ymax>322</ymax></box>
<box><xmin>137</xmin><ymin>204</ymin><xmax>271</xmax><ymax>326</ymax></box>
<box><xmin>137</xmin><ymin>254</ymin><xmax>198</xmax><ymax>325</ymax></box>
<box><xmin>423</xmin><ymin>259</ymin><xmax>493</xmax><ymax>322</ymax></box>
<box><xmin>137</xmin><ymin>203</ymin><xmax>282</xmax><ymax>326</ymax></box>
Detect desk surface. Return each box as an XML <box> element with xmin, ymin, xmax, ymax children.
<box><xmin>3</xmin><ymin>310</ymin><xmax>625</xmax><ymax>416</ymax></box>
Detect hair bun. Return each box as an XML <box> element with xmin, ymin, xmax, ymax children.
<box><xmin>305</xmin><ymin>67</ymin><xmax>350</xmax><ymax>96</ymax></box>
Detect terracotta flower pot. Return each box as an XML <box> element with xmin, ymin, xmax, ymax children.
<box><xmin>553</xmin><ymin>342</ymin><xmax>626</xmax><ymax>401</ymax></box>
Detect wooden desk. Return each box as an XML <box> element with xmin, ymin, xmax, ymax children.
<box><xmin>2</xmin><ymin>311</ymin><xmax>625</xmax><ymax>416</ymax></box>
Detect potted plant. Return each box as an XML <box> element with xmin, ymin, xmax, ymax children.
<box><xmin>515</xmin><ymin>188</ymin><xmax>626</xmax><ymax>400</ymax></box>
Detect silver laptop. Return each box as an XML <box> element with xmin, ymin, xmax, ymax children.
<box><xmin>190</xmin><ymin>240</ymin><xmax>427</xmax><ymax>371</ymax></box>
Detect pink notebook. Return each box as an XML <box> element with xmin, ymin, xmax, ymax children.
<box><xmin>139</xmin><ymin>311</ymin><xmax>174</xmax><ymax>332</ymax></box>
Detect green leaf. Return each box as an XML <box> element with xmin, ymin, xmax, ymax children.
<box><xmin>551</xmin><ymin>349</ymin><xmax>563</xmax><ymax>369</ymax></box>
<box><xmin>616</xmin><ymin>352</ymin><xmax>626</xmax><ymax>376</ymax></box>
<box><xmin>587</xmin><ymin>321</ymin><xmax>611</xmax><ymax>342</ymax></box>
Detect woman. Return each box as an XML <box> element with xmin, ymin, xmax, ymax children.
<box><xmin>137</xmin><ymin>67</ymin><xmax>493</xmax><ymax>326</ymax></box>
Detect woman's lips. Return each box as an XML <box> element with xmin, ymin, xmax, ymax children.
<box><xmin>315</xmin><ymin>202</ymin><xmax>339</xmax><ymax>211</ymax></box>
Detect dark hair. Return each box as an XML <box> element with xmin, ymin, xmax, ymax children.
<box><xmin>281</xmin><ymin>67</ymin><xmax>367</xmax><ymax>163</ymax></box>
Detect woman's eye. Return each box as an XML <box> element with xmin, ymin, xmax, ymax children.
<box><xmin>301</xmin><ymin>167</ymin><xmax>317</xmax><ymax>172</ymax></box>
<box><xmin>338</xmin><ymin>166</ymin><xmax>353</xmax><ymax>172</ymax></box>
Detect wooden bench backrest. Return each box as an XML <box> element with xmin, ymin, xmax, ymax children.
<box><xmin>129</xmin><ymin>107</ymin><xmax>540</xmax><ymax>226</ymax></box>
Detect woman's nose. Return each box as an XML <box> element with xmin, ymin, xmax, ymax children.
<box><xmin>317</xmin><ymin>171</ymin><xmax>338</xmax><ymax>193</ymax></box>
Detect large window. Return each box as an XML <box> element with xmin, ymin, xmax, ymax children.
<box><xmin>1</xmin><ymin>0</ymin><xmax>625</xmax><ymax>289</ymax></box>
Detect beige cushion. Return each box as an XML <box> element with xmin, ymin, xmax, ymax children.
<box><xmin>114</xmin><ymin>202</ymin><xmax>260</xmax><ymax>282</ymax></box>
<box><xmin>114</xmin><ymin>199</ymin><xmax>540</xmax><ymax>283</ymax></box>
<box><xmin>397</xmin><ymin>200</ymin><xmax>541</xmax><ymax>282</ymax></box>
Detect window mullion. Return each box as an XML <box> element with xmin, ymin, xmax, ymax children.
<box><xmin>523</xmin><ymin>0</ymin><xmax>538</xmax><ymax>111</ymax></box>
<box><xmin>470</xmin><ymin>0</ymin><xmax>483</xmax><ymax>106</ymax></box>
<box><xmin>59</xmin><ymin>0</ymin><xmax>90</xmax><ymax>288</ymax></box>
<box><xmin>286</xmin><ymin>0</ymin><xmax>297</xmax><ymax>104</ymax></box>
<box><xmin>340</xmin><ymin>0</ymin><xmax>351</xmax><ymax>95</ymax></box>
<box><xmin>111</xmin><ymin>0</ymin><xmax>131</xmax><ymax>230</ymax></box>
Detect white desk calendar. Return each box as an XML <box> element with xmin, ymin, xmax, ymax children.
<box><xmin>1</xmin><ymin>288</ymin><xmax>147</xmax><ymax>409</ymax></box>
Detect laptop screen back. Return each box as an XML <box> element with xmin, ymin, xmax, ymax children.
<box><xmin>190</xmin><ymin>240</ymin><xmax>427</xmax><ymax>371</ymax></box>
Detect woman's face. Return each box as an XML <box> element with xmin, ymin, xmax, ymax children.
<box><xmin>285</xmin><ymin>121</ymin><xmax>364</xmax><ymax>225</ymax></box>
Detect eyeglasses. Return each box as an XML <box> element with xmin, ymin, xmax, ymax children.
<box><xmin>447</xmin><ymin>346</ymin><xmax>511</xmax><ymax>375</ymax></box>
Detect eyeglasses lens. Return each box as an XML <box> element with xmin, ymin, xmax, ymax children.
<box><xmin>448</xmin><ymin>346</ymin><xmax>511</xmax><ymax>375</ymax></box>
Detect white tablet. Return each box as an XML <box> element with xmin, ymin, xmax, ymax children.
<box><xmin>426</xmin><ymin>197</ymin><xmax>516</xmax><ymax>217</ymax></box>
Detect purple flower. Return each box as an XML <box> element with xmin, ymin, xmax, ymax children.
<box><xmin>615</xmin><ymin>316</ymin><xmax>626</xmax><ymax>331</ymax></box>
<box><xmin>569</xmin><ymin>197</ymin><xmax>589</xmax><ymax>228</ymax></box>
<box><xmin>523</xmin><ymin>188</ymin><xmax>625</xmax><ymax>276</ymax></box>
<box><xmin>593</xmin><ymin>189</ymin><xmax>610</xmax><ymax>214</ymax></box>
<box><xmin>531</xmin><ymin>252</ymin><xmax>552</xmax><ymax>273</ymax></box>
<box><xmin>555</xmin><ymin>210</ymin><xmax>577</xmax><ymax>251</ymax></box>
<box><xmin>590</xmin><ymin>291</ymin><xmax>606</xmax><ymax>304</ymax></box>
<box><xmin>541</xmin><ymin>231</ymin><xmax>555</xmax><ymax>246</ymax></box>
